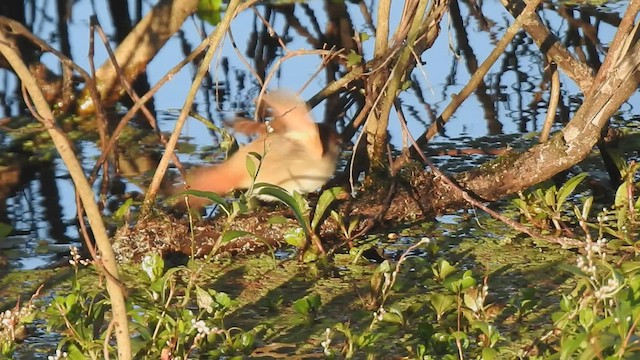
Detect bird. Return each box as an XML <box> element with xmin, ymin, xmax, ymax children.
<box><xmin>174</xmin><ymin>90</ymin><xmax>341</xmax><ymax>209</ymax></box>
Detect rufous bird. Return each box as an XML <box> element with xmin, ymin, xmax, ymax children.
<box><xmin>175</xmin><ymin>90</ymin><xmax>341</xmax><ymax>209</ymax></box>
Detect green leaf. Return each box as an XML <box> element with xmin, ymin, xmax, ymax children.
<box><xmin>459</xmin><ymin>270</ymin><xmax>477</xmax><ymax>290</ymax></box>
<box><xmin>0</xmin><ymin>222</ymin><xmax>12</xmax><ymax>239</ymax></box>
<box><xmin>560</xmin><ymin>332</ymin><xmax>587</xmax><ymax>360</ymax></box>
<box><xmin>196</xmin><ymin>0</ymin><xmax>222</xmax><ymax>25</ymax></box>
<box><xmin>268</xmin><ymin>215</ymin><xmax>289</xmax><ymax>224</ymax></box>
<box><xmin>449</xmin><ymin>331</ymin><xmax>469</xmax><ymax>348</ymax></box>
<box><xmin>256</xmin><ymin>184</ymin><xmax>309</xmax><ymax>234</ymax></box>
<box><xmin>544</xmin><ymin>187</ymin><xmax>556</xmax><ymax>207</ymax></box>
<box><xmin>620</xmin><ymin>261</ymin><xmax>640</xmax><ymax>276</ymax></box>
<box><xmin>579</xmin><ymin>308</ymin><xmax>595</xmax><ymax>330</ymax></box>
<box><xmin>167</xmin><ymin>189</ymin><xmax>230</xmax><ymax>214</ymax></box>
<box><xmin>214</xmin><ymin>291</ymin><xmax>232</xmax><ymax>308</ymax></box>
<box><xmin>581</xmin><ymin>196</ymin><xmax>593</xmax><ymax>220</ymax></box>
<box><xmin>141</xmin><ymin>253</ymin><xmax>164</xmax><ymax>282</ymax></box>
<box><xmin>557</xmin><ymin>172</ymin><xmax>587</xmax><ymax>209</ymax></box>
<box><xmin>220</xmin><ymin>131</ymin><xmax>239</xmax><ymax>158</ymax></box>
<box><xmin>381</xmin><ymin>311</ymin><xmax>404</xmax><ymax>325</ymax></box>
<box><xmin>430</xmin><ymin>293</ymin><xmax>455</xmax><ymax>320</ymax></box>
<box><xmin>311</xmin><ymin>187</ymin><xmax>348</xmax><ymax>231</ymax></box>
<box><xmin>293</xmin><ymin>297</ymin><xmax>310</xmax><ymax>315</ymax></box>
<box><xmin>559</xmin><ymin>294</ymin><xmax>574</xmax><ymax>312</ymax></box>
<box><xmin>221</xmin><ymin>230</ymin><xmax>254</xmax><ymax>244</ymax></box>
<box><xmin>114</xmin><ymin>198</ymin><xmax>134</xmax><ymax>219</ymax></box>
<box><xmin>293</xmin><ymin>191</ymin><xmax>310</xmax><ymax>217</ymax></box>
<box><xmin>432</xmin><ymin>259</ymin><xmax>456</xmax><ymax>281</ymax></box>
<box><xmin>614</xmin><ymin>180</ymin><xmax>632</xmax><ymax>210</ymax></box>
<box><xmin>198</xmin><ymin>0</ymin><xmax>222</xmax><ymax>12</ymax></box>
<box><xmin>482</xmin><ymin>348</ymin><xmax>498</xmax><ymax>360</ymax></box>
<box><xmin>240</xmin><ymin>331</ymin><xmax>255</xmax><ymax>349</ymax></box>
<box><xmin>346</xmin><ymin>50</ymin><xmax>363</xmax><ymax>67</ymax></box>
<box><xmin>196</xmin><ymin>285</ymin><xmax>214</xmax><ymax>313</ymax></box>
<box><xmin>232</xmin><ymin>197</ymin><xmax>249</xmax><ymax>215</ymax></box>
<box><xmin>66</xmin><ymin>343</ymin><xmax>86</xmax><ymax>360</ymax></box>
<box><xmin>464</xmin><ymin>292</ymin><xmax>481</xmax><ymax>313</ymax></box>
<box><xmin>558</xmin><ymin>263</ymin><xmax>591</xmax><ymax>278</ymax></box>
<box><xmin>307</xmin><ymin>293</ymin><xmax>321</xmax><ymax>309</ymax></box>
<box><xmin>283</xmin><ymin>226</ymin><xmax>306</xmax><ymax>247</ymax></box>
<box><xmin>246</xmin><ymin>153</ymin><xmax>258</xmax><ymax>179</ymax></box>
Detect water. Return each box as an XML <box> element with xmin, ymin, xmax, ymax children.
<box><xmin>0</xmin><ymin>1</ymin><xmax>633</xmax><ymax>269</ymax></box>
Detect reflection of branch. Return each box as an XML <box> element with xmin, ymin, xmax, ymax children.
<box><xmin>79</xmin><ymin>0</ymin><xmax>200</xmax><ymax>112</ymax></box>
<box><xmin>91</xmin><ymin>18</ymin><xmax>187</xmax><ymax>179</ymax></box>
<box><xmin>142</xmin><ymin>0</ymin><xmax>244</xmax><ymax>216</ymax></box>
<box><xmin>0</xmin><ymin>25</ymin><xmax>133</xmax><ymax>360</ymax></box>
<box><xmin>228</xmin><ymin>25</ymin><xmax>264</xmax><ymax>87</ymax></box>
<box><xmin>500</xmin><ymin>0</ymin><xmax>593</xmax><ymax>91</ymax></box>
<box><xmin>422</xmin><ymin>0</ymin><xmax>543</xmax><ymax>142</ymax></box>
<box><xmin>449</xmin><ymin>0</ymin><xmax>500</xmax><ymax>135</ymax></box>
<box><xmin>257</xmin><ymin>48</ymin><xmax>344</xmax><ymax>108</ymax></box>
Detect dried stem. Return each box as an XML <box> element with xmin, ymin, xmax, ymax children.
<box><xmin>141</xmin><ymin>0</ymin><xmax>244</xmax><ymax>216</ymax></box>
<box><xmin>0</xmin><ymin>28</ymin><xmax>133</xmax><ymax>360</ymax></box>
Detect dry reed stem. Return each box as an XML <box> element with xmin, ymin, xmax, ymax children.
<box><xmin>0</xmin><ymin>28</ymin><xmax>133</xmax><ymax>360</ymax></box>
<box><xmin>141</xmin><ymin>0</ymin><xmax>244</xmax><ymax>216</ymax></box>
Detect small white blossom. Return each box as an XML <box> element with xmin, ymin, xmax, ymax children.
<box><xmin>47</xmin><ymin>350</ymin><xmax>68</xmax><ymax>360</ymax></box>
<box><xmin>321</xmin><ymin>328</ymin><xmax>332</xmax><ymax>355</ymax></box>
<box><xmin>191</xmin><ymin>319</ymin><xmax>211</xmax><ymax>335</ymax></box>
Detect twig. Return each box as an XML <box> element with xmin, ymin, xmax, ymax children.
<box><xmin>587</xmin><ymin>0</ymin><xmax>640</xmax><ymax>98</ymax></box>
<box><xmin>422</xmin><ymin>0</ymin><xmax>544</xmax><ymax>142</ymax></box>
<box><xmin>539</xmin><ymin>63</ymin><xmax>560</xmax><ymax>143</ymax></box>
<box><xmin>307</xmin><ymin>66</ymin><xmax>363</xmax><ymax>108</ymax></box>
<box><xmin>88</xmin><ymin>19</ymin><xmax>111</xmax><ymax>204</ymax></box>
<box><xmin>103</xmin><ymin>319</ymin><xmax>115</xmax><ymax>360</ymax></box>
<box><xmin>91</xmin><ymin>17</ymin><xmax>188</xmax><ymax>180</ymax></box>
<box><xmin>141</xmin><ymin>0</ymin><xmax>244</xmax><ymax>216</ymax></box>
<box><xmin>256</xmin><ymin>48</ymin><xmax>341</xmax><ymax>111</ymax></box>
<box><xmin>87</xmin><ymin>39</ymin><xmax>210</xmax><ymax>185</ymax></box>
<box><xmin>227</xmin><ymin>25</ymin><xmax>264</xmax><ymax>87</ymax></box>
<box><xmin>0</xmin><ymin>27</ymin><xmax>133</xmax><ymax>359</ymax></box>
<box><xmin>395</xmin><ymin>94</ymin><xmax>584</xmax><ymax>248</ymax></box>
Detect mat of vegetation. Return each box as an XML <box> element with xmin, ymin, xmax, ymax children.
<box><xmin>4</xmin><ymin>172</ymin><xmax>640</xmax><ymax>360</ymax></box>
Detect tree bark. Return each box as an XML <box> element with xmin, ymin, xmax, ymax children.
<box><xmin>77</xmin><ymin>0</ymin><xmax>199</xmax><ymax>114</ymax></box>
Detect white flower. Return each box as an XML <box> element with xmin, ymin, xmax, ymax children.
<box><xmin>191</xmin><ymin>319</ymin><xmax>211</xmax><ymax>335</ymax></box>
<box><xmin>47</xmin><ymin>350</ymin><xmax>68</xmax><ymax>360</ymax></box>
<box><xmin>321</xmin><ymin>328</ymin><xmax>332</xmax><ymax>355</ymax></box>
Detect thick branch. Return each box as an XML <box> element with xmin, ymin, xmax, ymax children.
<box><xmin>115</xmin><ymin>35</ymin><xmax>640</xmax><ymax>259</ymax></box>
<box><xmin>77</xmin><ymin>0</ymin><xmax>199</xmax><ymax>113</ymax></box>
<box><xmin>0</xmin><ymin>28</ymin><xmax>133</xmax><ymax>360</ymax></box>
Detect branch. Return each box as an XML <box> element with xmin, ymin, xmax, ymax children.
<box><xmin>422</xmin><ymin>0</ymin><xmax>543</xmax><ymax>142</ymax></box>
<box><xmin>0</xmin><ymin>29</ymin><xmax>133</xmax><ymax>360</ymax></box>
<box><xmin>141</xmin><ymin>0</ymin><xmax>244</xmax><ymax>216</ymax></box>
<box><xmin>77</xmin><ymin>0</ymin><xmax>200</xmax><ymax>112</ymax></box>
<box><xmin>500</xmin><ymin>0</ymin><xmax>594</xmax><ymax>91</ymax></box>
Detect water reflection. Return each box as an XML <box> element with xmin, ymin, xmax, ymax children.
<box><xmin>0</xmin><ymin>0</ymin><xmax>634</xmax><ymax>268</ymax></box>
